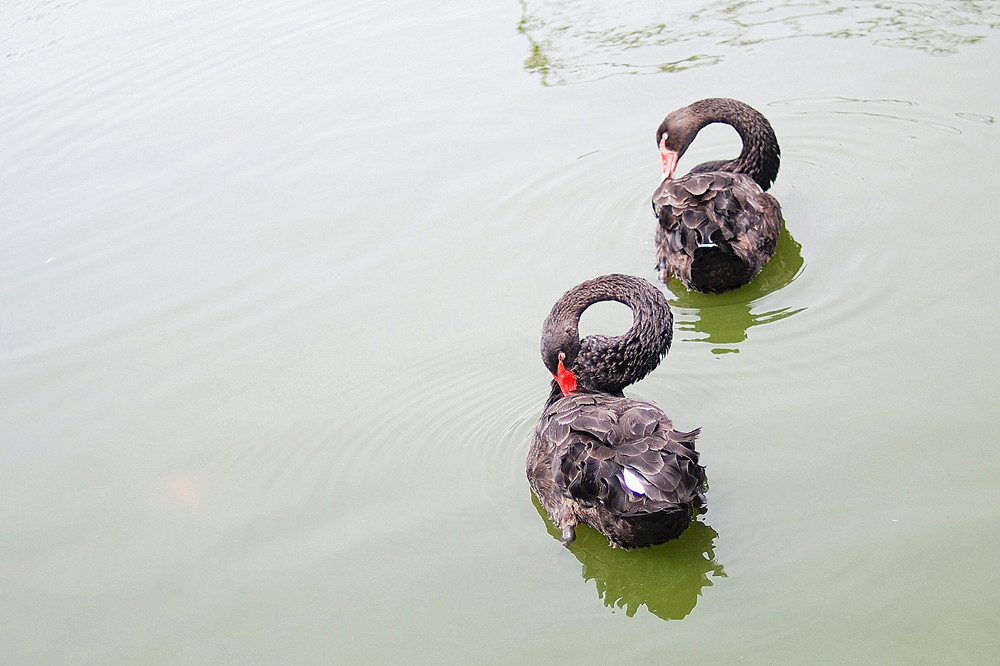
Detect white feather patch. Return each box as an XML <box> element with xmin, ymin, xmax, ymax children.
<box><xmin>621</xmin><ymin>467</ymin><xmax>647</xmax><ymax>495</ymax></box>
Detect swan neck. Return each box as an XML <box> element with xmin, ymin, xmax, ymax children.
<box><xmin>690</xmin><ymin>99</ymin><xmax>781</xmax><ymax>190</ymax></box>
<box><xmin>540</xmin><ymin>274</ymin><xmax>672</xmax><ymax>394</ymax></box>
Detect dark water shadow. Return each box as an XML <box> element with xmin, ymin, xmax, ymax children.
<box><xmin>518</xmin><ymin>0</ymin><xmax>1000</xmax><ymax>85</ymax></box>
<box><xmin>666</xmin><ymin>226</ymin><xmax>805</xmax><ymax>354</ymax></box>
<box><xmin>532</xmin><ymin>494</ymin><xmax>726</xmax><ymax>620</ymax></box>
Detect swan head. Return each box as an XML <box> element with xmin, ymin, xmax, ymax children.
<box><xmin>656</xmin><ymin>106</ymin><xmax>701</xmax><ymax>171</ymax></box>
<box><xmin>541</xmin><ymin>321</ymin><xmax>581</xmax><ymax>396</ymax></box>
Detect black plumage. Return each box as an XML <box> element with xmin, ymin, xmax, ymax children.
<box><xmin>653</xmin><ymin>98</ymin><xmax>783</xmax><ymax>294</ymax></box>
<box><xmin>527</xmin><ymin>274</ymin><xmax>706</xmax><ymax>550</ymax></box>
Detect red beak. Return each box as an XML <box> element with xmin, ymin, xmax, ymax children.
<box><xmin>659</xmin><ymin>137</ymin><xmax>679</xmax><ymax>181</ymax></box>
<box><xmin>553</xmin><ymin>355</ymin><xmax>577</xmax><ymax>397</ymax></box>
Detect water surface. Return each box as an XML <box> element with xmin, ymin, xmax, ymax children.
<box><xmin>3</xmin><ymin>0</ymin><xmax>1000</xmax><ymax>662</ymax></box>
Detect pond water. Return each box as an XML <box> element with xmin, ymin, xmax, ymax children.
<box><xmin>3</xmin><ymin>0</ymin><xmax>1000</xmax><ymax>662</ymax></box>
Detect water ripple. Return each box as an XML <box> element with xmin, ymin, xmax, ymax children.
<box><xmin>518</xmin><ymin>0</ymin><xmax>1000</xmax><ymax>85</ymax></box>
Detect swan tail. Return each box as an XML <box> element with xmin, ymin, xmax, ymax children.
<box><xmin>600</xmin><ymin>503</ymin><xmax>695</xmax><ymax>550</ymax></box>
<box><xmin>689</xmin><ymin>245</ymin><xmax>752</xmax><ymax>293</ymax></box>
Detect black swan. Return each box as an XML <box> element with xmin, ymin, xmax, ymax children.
<box><xmin>527</xmin><ymin>274</ymin><xmax>706</xmax><ymax>550</ymax></box>
<box><xmin>653</xmin><ymin>98</ymin><xmax>783</xmax><ymax>294</ymax></box>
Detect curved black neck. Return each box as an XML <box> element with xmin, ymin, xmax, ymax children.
<box><xmin>540</xmin><ymin>274</ymin><xmax>673</xmax><ymax>396</ymax></box>
<box><xmin>663</xmin><ymin>98</ymin><xmax>780</xmax><ymax>191</ymax></box>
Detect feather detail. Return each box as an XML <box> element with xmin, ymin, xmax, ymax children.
<box><xmin>622</xmin><ymin>467</ymin><xmax>648</xmax><ymax>495</ymax></box>
<box><xmin>529</xmin><ymin>391</ymin><xmax>706</xmax><ymax>549</ymax></box>
<box><xmin>654</xmin><ymin>171</ymin><xmax>782</xmax><ymax>293</ymax></box>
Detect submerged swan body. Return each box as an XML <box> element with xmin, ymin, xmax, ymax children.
<box><xmin>653</xmin><ymin>98</ymin><xmax>783</xmax><ymax>294</ymax></box>
<box><xmin>527</xmin><ymin>274</ymin><xmax>706</xmax><ymax>549</ymax></box>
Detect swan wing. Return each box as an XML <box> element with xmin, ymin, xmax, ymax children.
<box><xmin>537</xmin><ymin>394</ymin><xmax>705</xmax><ymax>515</ymax></box>
<box><xmin>653</xmin><ymin>171</ymin><xmax>782</xmax><ymax>287</ymax></box>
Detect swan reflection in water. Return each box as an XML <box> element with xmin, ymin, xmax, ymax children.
<box><xmin>533</xmin><ymin>495</ymin><xmax>725</xmax><ymax>620</ymax></box>
<box><xmin>666</xmin><ymin>226</ymin><xmax>805</xmax><ymax>354</ymax></box>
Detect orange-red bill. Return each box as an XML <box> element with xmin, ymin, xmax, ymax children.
<box><xmin>553</xmin><ymin>356</ymin><xmax>577</xmax><ymax>397</ymax></box>
<box><xmin>659</xmin><ymin>137</ymin><xmax>679</xmax><ymax>180</ymax></box>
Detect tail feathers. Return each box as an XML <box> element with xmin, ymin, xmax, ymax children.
<box><xmin>603</xmin><ymin>503</ymin><xmax>694</xmax><ymax>549</ymax></box>
<box><xmin>690</xmin><ymin>245</ymin><xmax>751</xmax><ymax>293</ymax></box>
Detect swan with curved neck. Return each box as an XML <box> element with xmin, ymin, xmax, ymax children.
<box><xmin>653</xmin><ymin>98</ymin><xmax>783</xmax><ymax>294</ymax></box>
<box><xmin>528</xmin><ymin>274</ymin><xmax>706</xmax><ymax>550</ymax></box>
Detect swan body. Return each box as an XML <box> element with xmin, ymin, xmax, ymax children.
<box><xmin>527</xmin><ymin>274</ymin><xmax>706</xmax><ymax>550</ymax></box>
<box><xmin>653</xmin><ymin>98</ymin><xmax>783</xmax><ymax>294</ymax></box>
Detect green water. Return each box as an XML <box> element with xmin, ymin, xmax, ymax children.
<box><xmin>3</xmin><ymin>0</ymin><xmax>1000</xmax><ymax>662</ymax></box>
